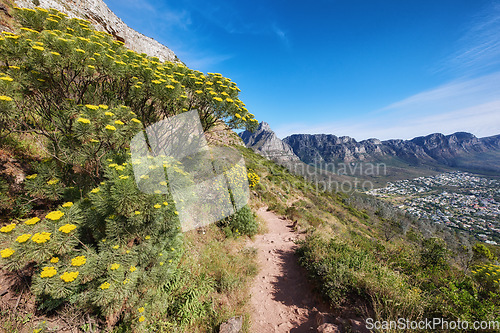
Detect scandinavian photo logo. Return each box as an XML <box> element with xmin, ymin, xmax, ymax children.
<box><xmin>130</xmin><ymin>110</ymin><xmax>249</xmax><ymax>232</ymax></box>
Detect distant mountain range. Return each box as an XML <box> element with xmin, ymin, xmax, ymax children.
<box><xmin>239</xmin><ymin>123</ymin><xmax>500</xmax><ymax>177</ymax></box>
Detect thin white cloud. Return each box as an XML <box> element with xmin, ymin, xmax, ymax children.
<box><xmin>442</xmin><ymin>1</ymin><xmax>500</xmax><ymax>75</ymax></box>
<box><xmin>272</xmin><ymin>24</ymin><xmax>290</xmax><ymax>47</ymax></box>
<box><xmin>275</xmin><ymin>72</ymin><xmax>500</xmax><ymax>141</ymax></box>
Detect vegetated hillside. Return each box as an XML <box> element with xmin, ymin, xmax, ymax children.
<box><xmin>238</xmin><ymin>144</ymin><xmax>500</xmax><ymax>327</ymax></box>
<box><xmin>0</xmin><ymin>6</ymin><xmax>260</xmax><ymax>332</ymax></box>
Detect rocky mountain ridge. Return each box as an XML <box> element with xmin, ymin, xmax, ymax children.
<box><xmin>240</xmin><ymin>121</ymin><xmax>500</xmax><ymax>174</ymax></box>
<box><xmin>284</xmin><ymin>132</ymin><xmax>500</xmax><ymax>173</ymax></box>
<box><xmin>13</xmin><ymin>0</ymin><xmax>178</xmax><ymax>62</ymax></box>
<box><xmin>239</xmin><ymin>122</ymin><xmax>300</xmax><ymax>163</ymax></box>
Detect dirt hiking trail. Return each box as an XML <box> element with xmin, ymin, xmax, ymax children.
<box><xmin>248</xmin><ymin>207</ymin><xmax>326</xmax><ymax>332</ymax></box>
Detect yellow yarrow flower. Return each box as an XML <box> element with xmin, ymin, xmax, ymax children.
<box><xmin>62</xmin><ymin>202</ymin><xmax>73</xmax><ymax>208</ymax></box>
<box><xmin>1</xmin><ymin>248</ymin><xmax>15</xmax><ymax>258</ymax></box>
<box><xmin>76</xmin><ymin>117</ymin><xmax>90</xmax><ymax>124</ymax></box>
<box><xmin>112</xmin><ymin>245</ymin><xmax>119</xmax><ymax>249</ymax></box>
<box><xmin>25</xmin><ymin>217</ymin><xmax>40</xmax><ymax>225</ymax></box>
<box><xmin>25</xmin><ymin>174</ymin><xmax>38</xmax><ymax>180</ymax></box>
<box><xmin>131</xmin><ymin>118</ymin><xmax>141</xmax><ymax>124</ymax></box>
<box><xmin>130</xmin><ymin>266</ymin><xmax>137</xmax><ymax>272</ymax></box>
<box><xmin>59</xmin><ymin>224</ymin><xmax>77</xmax><ymax>233</ymax></box>
<box><xmin>114</xmin><ymin>120</ymin><xmax>124</xmax><ymax>125</ymax></box>
<box><xmin>0</xmin><ymin>223</ymin><xmax>16</xmax><ymax>233</ymax></box>
<box><xmin>110</xmin><ymin>263</ymin><xmax>120</xmax><ymax>270</ymax></box>
<box><xmin>71</xmin><ymin>256</ymin><xmax>86</xmax><ymax>266</ymax></box>
<box><xmin>105</xmin><ymin>111</ymin><xmax>114</xmax><ymax>116</ymax></box>
<box><xmin>45</xmin><ymin>211</ymin><xmax>64</xmax><ymax>220</ymax></box>
<box><xmin>105</xmin><ymin>125</ymin><xmax>116</xmax><ymax>131</ymax></box>
<box><xmin>50</xmin><ymin>257</ymin><xmax>59</xmax><ymax>263</ymax></box>
<box><xmin>99</xmin><ymin>104</ymin><xmax>109</xmax><ymax>109</ymax></box>
<box><xmin>40</xmin><ymin>267</ymin><xmax>57</xmax><ymax>278</ymax></box>
<box><xmin>16</xmin><ymin>234</ymin><xmax>31</xmax><ymax>243</ymax></box>
<box><xmin>31</xmin><ymin>232</ymin><xmax>51</xmax><ymax>244</ymax></box>
<box><xmin>154</xmin><ymin>204</ymin><xmax>161</xmax><ymax>209</ymax></box>
<box><xmin>138</xmin><ymin>316</ymin><xmax>145</xmax><ymax>322</ymax></box>
<box><xmin>90</xmin><ymin>188</ymin><xmax>100</xmax><ymax>193</ymax></box>
<box><xmin>47</xmin><ymin>178</ymin><xmax>59</xmax><ymax>186</ymax></box>
<box><xmin>32</xmin><ymin>45</ymin><xmax>44</xmax><ymax>51</ymax></box>
<box><xmin>0</xmin><ymin>76</ymin><xmax>13</xmax><ymax>82</ymax></box>
<box><xmin>0</xmin><ymin>96</ymin><xmax>13</xmax><ymax>102</ymax></box>
<box><xmin>60</xmin><ymin>271</ymin><xmax>79</xmax><ymax>282</ymax></box>
<box><xmin>85</xmin><ymin>104</ymin><xmax>99</xmax><ymax>110</ymax></box>
<box><xmin>134</xmin><ymin>211</ymin><xmax>141</xmax><ymax>215</ymax></box>
<box><xmin>100</xmin><ymin>281</ymin><xmax>110</xmax><ymax>290</ymax></box>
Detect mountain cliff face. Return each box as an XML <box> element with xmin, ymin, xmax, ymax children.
<box><xmin>283</xmin><ymin>132</ymin><xmax>500</xmax><ymax>173</ymax></box>
<box><xmin>14</xmin><ymin>0</ymin><xmax>178</xmax><ymax>62</ymax></box>
<box><xmin>239</xmin><ymin>122</ymin><xmax>300</xmax><ymax>163</ymax></box>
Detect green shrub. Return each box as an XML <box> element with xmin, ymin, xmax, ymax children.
<box><xmin>297</xmin><ymin>233</ymin><xmax>423</xmax><ymax>321</ymax></box>
<box><xmin>224</xmin><ymin>205</ymin><xmax>258</xmax><ymax>236</ymax></box>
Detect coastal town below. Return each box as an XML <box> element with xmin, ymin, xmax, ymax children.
<box><xmin>367</xmin><ymin>172</ymin><xmax>500</xmax><ymax>244</ymax></box>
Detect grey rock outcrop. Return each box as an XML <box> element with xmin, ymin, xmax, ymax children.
<box><xmin>14</xmin><ymin>0</ymin><xmax>178</xmax><ymax>62</ymax></box>
<box><xmin>239</xmin><ymin>122</ymin><xmax>300</xmax><ymax>163</ymax></box>
<box><xmin>219</xmin><ymin>316</ymin><xmax>243</xmax><ymax>333</ymax></box>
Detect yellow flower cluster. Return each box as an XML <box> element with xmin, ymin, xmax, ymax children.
<box><xmin>60</xmin><ymin>271</ymin><xmax>79</xmax><ymax>282</ymax></box>
<box><xmin>32</xmin><ymin>232</ymin><xmax>51</xmax><ymax>244</ymax></box>
<box><xmin>0</xmin><ymin>96</ymin><xmax>13</xmax><ymax>102</ymax></box>
<box><xmin>110</xmin><ymin>263</ymin><xmax>120</xmax><ymax>270</ymax></box>
<box><xmin>1</xmin><ymin>248</ymin><xmax>14</xmax><ymax>258</ymax></box>
<box><xmin>100</xmin><ymin>281</ymin><xmax>110</xmax><ymax>290</ymax></box>
<box><xmin>40</xmin><ymin>267</ymin><xmax>57</xmax><ymax>278</ymax></box>
<box><xmin>77</xmin><ymin>117</ymin><xmax>91</xmax><ymax>124</ymax></box>
<box><xmin>25</xmin><ymin>174</ymin><xmax>38</xmax><ymax>180</ymax></box>
<box><xmin>59</xmin><ymin>223</ymin><xmax>77</xmax><ymax>234</ymax></box>
<box><xmin>47</xmin><ymin>178</ymin><xmax>59</xmax><ymax>185</ymax></box>
<box><xmin>248</xmin><ymin>172</ymin><xmax>260</xmax><ymax>188</ymax></box>
<box><xmin>0</xmin><ymin>223</ymin><xmax>16</xmax><ymax>233</ymax></box>
<box><xmin>45</xmin><ymin>211</ymin><xmax>64</xmax><ymax>220</ymax></box>
<box><xmin>50</xmin><ymin>257</ymin><xmax>59</xmax><ymax>263</ymax></box>
<box><xmin>62</xmin><ymin>202</ymin><xmax>73</xmax><ymax>208</ymax></box>
<box><xmin>71</xmin><ymin>255</ymin><xmax>86</xmax><ymax>266</ymax></box>
<box><xmin>25</xmin><ymin>217</ymin><xmax>40</xmax><ymax>225</ymax></box>
<box><xmin>16</xmin><ymin>233</ymin><xmax>31</xmax><ymax>243</ymax></box>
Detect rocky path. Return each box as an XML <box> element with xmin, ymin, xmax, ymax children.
<box><xmin>248</xmin><ymin>207</ymin><xmax>325</xmax><ymax>332</ymax></box>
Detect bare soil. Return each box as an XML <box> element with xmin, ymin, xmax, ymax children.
<box><xmin>248</xmin><ymin>207</ymin><xmax>330</xmax><ymax>332</ymax></box>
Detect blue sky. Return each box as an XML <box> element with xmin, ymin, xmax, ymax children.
<box><xmin>104</xmin><ymin>0</ymin><xmax>500</xmax><ymax>140</ymax></box>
